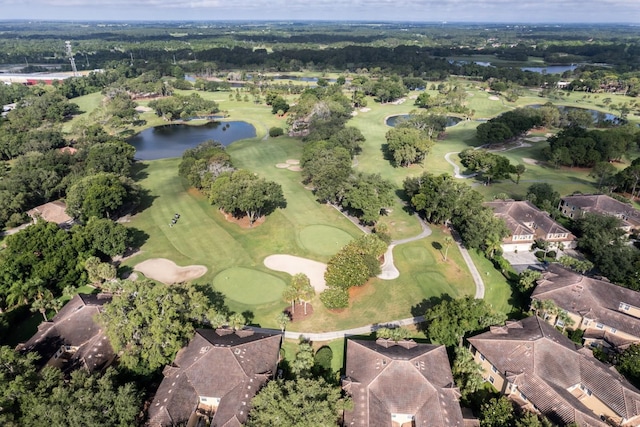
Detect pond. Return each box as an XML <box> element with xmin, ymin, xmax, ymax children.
<box><xmin>527</xmin><ymin>104</ymin><xmax>624</xmax><ymax>125</ymax></box>
<box><xmin>128</xmin><ymin>120</ymin><xmax>257</xmax><ymax>160</ymax></box>
<box><xmin>385</xmin><ymin>114</ymin><xmax>462</xmax><ymax>128</ymax></box>
<box><xmin>520</xmin><ymin>64</ymin><xmax>577</xmax><ymax>74</ymax></box>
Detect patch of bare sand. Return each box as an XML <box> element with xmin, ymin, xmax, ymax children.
<box><xmin>526</xmin><ymin>136</ymin><xmax>547</xmax><ymax>143</ymax></box>
<box><xmin>264</xmin><ymin>254</ymin><xmax>327</xmax><ymax>292</ymax></box>
<box><xmin>288</xmin><ymin>165</ymin><xmax>302</xmax><ymax>172</ymax></box>
<box><xmin>134</xmin><ymin>258</ymin><xmax>207</xmax><ymax>285</ymax></box>
<box><xmin>488</xmin><ymin>95</ymin><xmax>500</xmax><ymax>101</ymax></box>
<box><xmin>286</xmin><ymin>159</ymin><xmax>300</xmax><ymax>165</ymax></box>
<box><xmin>522</xmin><ymin>157</ymin><xmax>539</xmax><ymax>165</ymax></box>
<box><xmin>276</xmin><ymin>163</ymin><xmax>289</xmax><ymax>168</ymax></box>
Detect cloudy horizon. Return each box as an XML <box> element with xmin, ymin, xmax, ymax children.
<box><xmin>1</xmin><ymin>0</ymin><xmax>639</xmax><ymax>23</ymax></box>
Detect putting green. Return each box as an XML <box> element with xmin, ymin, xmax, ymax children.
<box><xmin>299</xmin><ymin>225</ymin><xmax>354</xmax><ymax>256</ymax></box>
<box><xmin>214</xmin><ymin>267</ymin><xmax>286</xmax><ymax>305</ymax></box>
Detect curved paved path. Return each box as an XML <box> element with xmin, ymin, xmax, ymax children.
<box><xmin>378</xmin><ymin>215</ymin><xmax>432</xmax><ymax>280</ymax></box>
<box><xmin>444</xmin><ymin>152</ymin><xmax>477</xmax><ymax>179</ymax></box>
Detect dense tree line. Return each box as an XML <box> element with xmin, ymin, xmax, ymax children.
<box><xmin>404</xmin><ymin>173</ymin><xmax>509</xmax><ymax>254</ymax></box>
<box><xmin>0</xmin><ymin>346</ymin><xmax>141</xmax><ymax>427</ymax></box>
<box><xmin>574</xmin><ymin>212</ymin><xmax>640</xmax><ymax>290</ymax></box>
<box><xmin>543</xmin><ymin>125</ymin><xmax>637</xmax><ymax>167</ymax></box>
<box><xmin>0</xmin><ymin>218</ymin><xmax>133</xmax><ymax>312</ymax></box>
<box><xmin>295</xmin><ymin>85</ymin><xmax>395</xmax><ymax>224</ymax></box>
<box><xmin>475</xmin><ymin>108</ymin><xmax>543</xmax><ymax>145</ymax></box>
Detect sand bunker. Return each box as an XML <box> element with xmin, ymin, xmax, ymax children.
<box><xmin>526</xmin><ymin>136</ymin><xmax>547</xmax><ymax>142</ymax></box>
<box><xmin>522</xmin><ymin>157</ymin><xmax>539</xmax><ymax>165</ymax></box>
<box><xmin>286</xmin><ymin>159</ymin><xmax>300</xmax><ymax>165</ymax></box>
<box><xmin>264</xmin><ymin>254</ymin><xmax>327</xmax><ymax>292</ymax></box>
<box><xmin>276</xmin><ymin>163</ymin><xmax>289</xmax><ymax>168</ymax></box>
<box><xmin>288</xmin><ymin>166</ymin><xmax>302</xmax><ymax>172</ymax></box>
<box><xmin>134</xmin><ymin>258</ymin><xmax>207</xmax><ymax>285</ymax></box>
<box><xmin>488</xmin><ymin>95</ymin><xmax>500</xmax><ymax>101</ymax></box>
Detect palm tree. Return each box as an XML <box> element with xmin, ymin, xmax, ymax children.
<box><xmin>443</xmin><ymin>236</ymin><xmax>454</xmax><ymax>261</ymax></box>
<box><xmin>6</xmin><ymin>277</ymin><xmax>44</xmax><ymax>308</ymax></box>
<box><xmin>209</xmin><ymin>312</ymin><xmax>228</xmax><ymax>328</ymax></box>
<box><xmin>228</xmin><ymin>313</ymin><xmax>246</xmax><ymax>331</ymax></box>
<box><xmin>300</xmin><ymin>283</ymin><xmax>315</xmax><ymax>315</ymax></box>
<box><xmin>30</xmin><ymin>290</ymin><xmax>54</xmax><ymax>322</ymax></box>
<box><xmin>276</xmin><ymin>312</ymin><xmax>290</xmax><ymax>332</ymax></box>
<box><xmin>282</xmin><ymin>286</ymin><xmax>298</xmax><ymax>314</ymax></box>
<box><xmin>50</xmin><ymin>298</ymin><xmax>64</xmax><ymax>315</ymax></box>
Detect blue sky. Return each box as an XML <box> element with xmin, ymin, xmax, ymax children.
<box><xmin>1</xmin><ymin>0</ymin><xmax>639</xmax><ymax>23</ymax></box>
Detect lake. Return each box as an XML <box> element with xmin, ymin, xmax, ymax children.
<box><xmin>128</xmin><ymin>121</ymin><xmax>257</xmax><ymax>160</ymax></box>
<box><xmin>527</xmin><ymin>104</ymin><xmax>623</xmax><ymax>125</ymax></box>
<box><xmin>385</xmin><ymin>114</ymin><xmax>462</xmax><ymax>127</ymax></box>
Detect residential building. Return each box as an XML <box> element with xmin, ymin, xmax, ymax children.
<box><xmin>485</xmin><ymin>200</ymin><xmax>575</xmax><ymax>252</ymax></box>
<box><xmin>342</xmin><ymin>338</ymin><xmax>465</xmax><ymax>427</ymax></box>
<box><xmin>16</xmin><ymin>293</ymin><xmax>115</xmax><ymax>373</ymax></box>
<box><xmin>532</xmin><ymin>264</ymin><xmax>640</xmax><ymax>350</ymax></box>
<box><xmin>26</xmin><ymin>200</ymin><xmax>74</xmax><ymax>227</ymax></box>
<box><xmin>147</xmin><ymin>327</ymin><xmax>282</xmax><ymax>427</ymax></box>
<box><xmin>559</xmin><ymin>194</ymin><xmax>640</xmax><ymax>233</ymax></box>
<box><xmin>468</xmin><ymin>316</ymin><xmax>640</xmax><ymax>427</ymax></box>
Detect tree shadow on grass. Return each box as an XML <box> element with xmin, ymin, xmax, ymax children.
<box><xmin>193</xmin><ymin>284</ymin><xmax>230</xmax><ymax>316</ymax></box>
<box><xmin>410</xmin><ymin>294</ymin><xmax>452</xmax><ymax>334</ymax></box>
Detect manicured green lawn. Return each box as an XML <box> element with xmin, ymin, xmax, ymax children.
<box><xmin>125</xmin><ymin>147</ymin><xmax>477</xmax><ymax>331</ymax></box>
<box><xmin>213</xmin><ymin>267</ymin><xmax>286</xmax><ymax>305</ymax></box>
<box><xmin>299</xmin><ymin>225</ymin><xmax>354</xmax><ymax>257</ymax></box>
<box><xmin>98</xmin><ymin>83</ymin><xmax>640</xmax><ymax>333</ymax></box>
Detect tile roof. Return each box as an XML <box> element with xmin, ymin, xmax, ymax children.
<box><xmin>561</xmin><ymin>194</ymin><xmax>640</xmax><ymax>228</ymax></box>
<box><xmin>468</xmin><ymin>316</ymin><xmax>640</xmax><ymax>426</ymax></box>
<box><xmin>485</xmin><ymin>200</ymin><xmax>574</xmax><ymax>243</ymax></box>
<box><xmin>17</xmin><ymin>293</ymin><xmax>115</xmax><ymax>373</ymax></box>
<box><xmin>343</xmin><ymin>339</ymin><xmax>464</xmax><ymax>427</ymax></box>
<box><xmin>532</xmin><ymin>264</ymin><xmax>640</xmax><ymax>343</ymax></box>
<box><xmin>26</xmin><ymin>200</ymin><xmax>73</xmax><ymax>225</ymax></box>
<box><xmin>147</xmin><ymin>328</ymin><xmax>282</xmax><ymax>427</ymax></box>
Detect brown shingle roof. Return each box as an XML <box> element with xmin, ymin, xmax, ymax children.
<box><xmin>468</xmin><ymin>316</ymin><xmax>640</xmax><ymax>426</ymax></box>
<box><xmin>532</xmin><ymin>264</ymin><xmax>640</xmax><ymax>343</ymax></box>
<box><xmin>561</xmin><ymin>194</ymin><xmax>640</xmax><ymax>228</ymax></box>
<box><xmin>26</xmin><ymin>200</ymin><xmax>73</xmax><ymax>225</ymax></box>
<box><xmin>147</xmin><ymin>328</ymin><xmax>282</xmax><ymax>427</ymax></box>
<box><xmin>343</xmin><ymin>339</ymin><xmax>464</xmax><ymax>427</ymax></box>
<box><xmin>485</xmin><ymin>200</ymin><xmax>574</xmax><ymax>243</ymax></box>
<box><xmin>17</xmin><ymin>293</ymin><xmax>115</xmax><ymax>373</ymax></box>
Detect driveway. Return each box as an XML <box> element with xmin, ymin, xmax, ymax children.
<box><xmin>502</xmin><ymin>250</ymin><xmax>544</xmax><ymax>273</ymax></box>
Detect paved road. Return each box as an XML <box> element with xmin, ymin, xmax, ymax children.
<box><xmin>253</xmin><ymin>315</ymin><xmax>426</xmax><ymax>341</ymax></box>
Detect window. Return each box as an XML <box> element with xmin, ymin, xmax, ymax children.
<box><xmin>555</xmin><ymin>319</ymin><xmax>565</xmax><ymax>328</ymax></box>
<box><xmin>491</xmin><ymin>365</ymin><xmax>498</xmax><ymax>373</ymax></box>
<box><xmin>610</xmin><ymin>327</ymin><xmax>617</xmax><ymax>334</ymax></box>
<box><xmin>480</xmin><ymin>354</ymin><xmax>485</xmax><ymax>361</ymax></box>
<box><xmin>520</xmin><ymin>392</ymin><xmax>527</xmax><ymax>401</ymax></box>
<box><xmin>596</xmin><ymin>323</ymin><xmax>604</xmax><ymax>329</ymax></box>
<box><xmin>619</xmin><ymin>303</ymin><xmax>631</xmax><ymax>311</ymax></box>
<box><xmin>489</xmin><ymin>376</ymin><xmax>495</xmax><ymax>384</ymax></box>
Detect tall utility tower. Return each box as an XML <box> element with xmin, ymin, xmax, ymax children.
<box><xmin>65</xmin><ymin>41</ymin><xmax>78</xmax><ymax>76</ymax></box>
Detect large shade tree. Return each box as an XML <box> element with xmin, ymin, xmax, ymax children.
<box><xmin>209</xmin><ymin>169</ymin><xmax>286</xmax><ymax>225</ymax></box>
<box><xmin>246</xmin><ymin>377</ymin><xmax>350</xmax><ymax>427</ymax></box>
<box><xmin>98</xmin><ymin>280</ymin><xmax>222</xmax><ymax>374</ymax></box>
